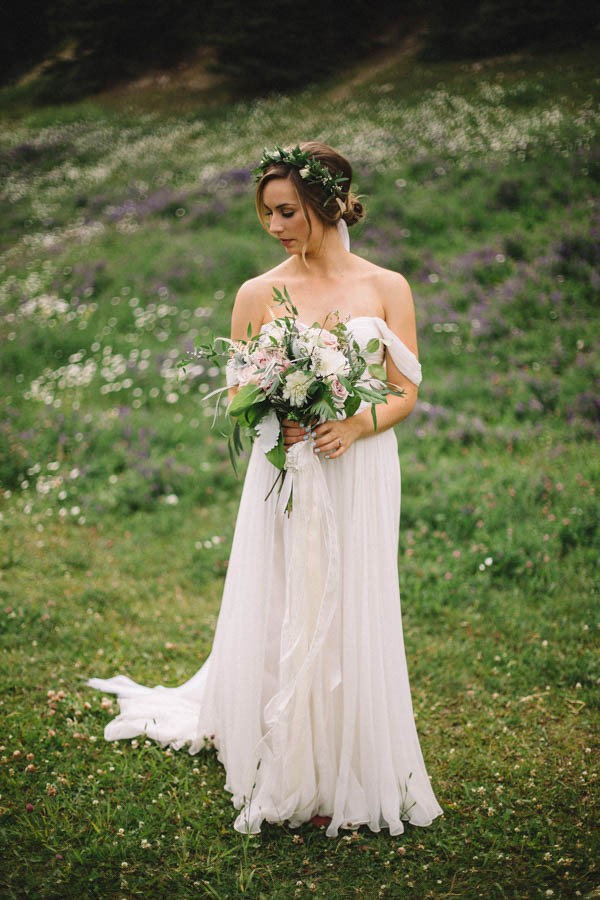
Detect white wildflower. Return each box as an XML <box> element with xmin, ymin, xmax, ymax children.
<box><xmin>282</xmin><ymin>370</ymin><xmax>314</xmax><ymax>407</ymax></box>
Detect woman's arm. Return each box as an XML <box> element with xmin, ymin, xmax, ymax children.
<box><xmin>347</xmin><ymin>271</ymin><xmax>419</xmax><ymax>434</ymax></box>
<box><xmin>228</xmin><ymin>280</ymin><xmax>268</xmax><ymax>402</ymax></box>
<box><xmin>230</xmin><ymin>280</ymin><xmax>268</xmax><ymax>341</ymax></box>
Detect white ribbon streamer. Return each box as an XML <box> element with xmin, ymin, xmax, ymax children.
<box><xmin>234</xmin><ymin>439</ymin><xmax>341</xmax><ymax>832</ymax></box>
<box><xmin>336</xmin><ymin>218</ymin><xmax>350</xmax><ymax>251</ymax></box>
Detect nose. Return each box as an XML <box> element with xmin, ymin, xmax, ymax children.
<box><xmin>269</xmin><ymin>214</ymin><xmax>283</xmax><ymax>234</ymax></box>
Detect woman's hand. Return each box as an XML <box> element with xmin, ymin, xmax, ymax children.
<box><xmin>282</xmin><ymin>418</ymin><xmax>316</xmax><ymax>451</ymax></box>
<box><xmin>312</xmin><ymin>418</ymin><xmax>363</xmax><ymax>459</ymax></box>
<box><xmin>282</xmin><ymin>417</ymin><xmax>364</xmax><ymax>459</ymax></box>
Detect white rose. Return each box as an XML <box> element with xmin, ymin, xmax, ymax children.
<box><xmin>291</xmin><ymin>333</ymin><xmax>318</xmax><ymax>360</ymax></box>
<box><xmin>291</xmin><ymin>336</ymin><xmax>306</xmax><ymax>359</ymax></box>
<box><xmin>259</xmin><ymin>321</ymin><xmax>286</xmax><ymax>344</ymax></box>
<box><xmin>311</xmin><ymin>347</ymin><xmax>350</xmax><ymax>378</ymax></box>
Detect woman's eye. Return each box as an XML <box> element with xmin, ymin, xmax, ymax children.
<box><xmin>282</xmin><ymin>211</ymin><xmax>294</xmax><ymax>219</ymax></box>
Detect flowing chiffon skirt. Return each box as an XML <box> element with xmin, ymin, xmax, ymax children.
<box><xmin>87</xmin><ymin>317</ymin><xmax>443</xmax><ymax>837</ymax></box>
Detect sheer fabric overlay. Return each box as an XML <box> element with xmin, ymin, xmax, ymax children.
<box><xmin>87</xmin><ymin>317</ymin><xmax>443</xmax><ymax>837</ymax></box>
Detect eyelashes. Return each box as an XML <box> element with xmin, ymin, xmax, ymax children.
<box><xmin>264</xmin><ymin>210</ymin><xmax>295</xmax><ymax>219</ymax></box>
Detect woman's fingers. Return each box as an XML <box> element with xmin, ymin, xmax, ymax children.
<box><xmin>282</xmin><ymin>419</ymin><xmax>314</xmax><ymax>449</ymax></box>
<box><xmin>282</xmin><ymin>420</ymin><xmax>350</xmax><ymax>456</ymax></box>
<box><xmin>313</xmin><ymin>426</ymin><xmax>345</xmax><ymax>458</ymax></box>
<box><xmin>282</xmin><ymin>420</ymin><xmax>303</xmax><ymax>437</ymax></box>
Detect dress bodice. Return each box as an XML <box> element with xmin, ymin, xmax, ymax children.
<box><xmin>272</xmin><ymin>315</ymin><xmax>422</xmax><ymax>386</ymax></box>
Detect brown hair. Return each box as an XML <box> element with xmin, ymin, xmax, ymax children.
<box><xmin>255</xmin><ymin>141</ymin><xmax>365</xmax><ymax>246</ymax></box>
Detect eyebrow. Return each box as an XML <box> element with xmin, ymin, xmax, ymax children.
<box><xmin>263</xmin><ymin>202</ymin><xmax>298</xmax><ymax>211</ymax></box>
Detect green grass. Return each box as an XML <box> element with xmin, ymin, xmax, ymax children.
<box><xmin>1</xmin><ymin>42</ymin><xmax>599</xmax><ymax>898</ymax></box>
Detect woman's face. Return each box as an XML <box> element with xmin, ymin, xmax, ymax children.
<box><xmin>261</xmin><ymin>177</ymin><xmax>324</xmax><ymax>255</ymax></box>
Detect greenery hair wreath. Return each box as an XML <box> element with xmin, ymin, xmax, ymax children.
<box><xmin>253</xmin><ymin>145</ymin><xmax>348</xmax><ymax>207</ymax></box>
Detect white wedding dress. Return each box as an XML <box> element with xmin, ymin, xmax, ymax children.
<box><xmin>87</xmin><ymin>317</ymin><xmax>443</xmax><ymax>837</ymax></box>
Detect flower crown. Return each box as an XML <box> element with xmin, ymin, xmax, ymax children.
<box><xmin>253</xmin><ymin>145</ymin><xmax>348</xmax><ymax>207</ymax></box>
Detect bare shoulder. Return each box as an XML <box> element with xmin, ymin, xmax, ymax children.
<box><xmin>354</xmin><ymin>257</ymin><xmax>417</xmax><ymax>352</ymax></box>
<box><xmin>353</xmin><ymin>256</ymin><xmax>414</xmax><ymax>315</ymax></box>
<box><xmin>234</xmin><ymin>274</ymin><xmax>264</xmax><ymax>306</ymax></box>
<box><xmin>376</xmin><ymin>266</ymin><xmax>413</xmax><ymax>303</ymax></box>
<box><xmin>236</xmin><ymin>261</ymin><xmax>290</xmax><ymax>302</ymax></box>
<box><xmin>231</xmin><ymin>264</ymin><xmax>288</xmax><ymax>338</ymax></box>
<box><xmin>231</xmin><ymin>277</ymin><xmax>265</xmax><ymax>339</ymax></box>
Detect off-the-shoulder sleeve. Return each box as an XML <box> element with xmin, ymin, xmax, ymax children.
<box><xmin>374</xmin><ymin>318</ymin><xmax>422</xmax><ymax>386</ymax></box>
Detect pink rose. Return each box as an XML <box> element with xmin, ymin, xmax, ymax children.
<box><xmin>331</xmin><ymin>377</ymin><xmax>349</xmax><ymax>406</ymax></box>
<box><xmin>251</xmin><ymin>350</ymin><xmax>271</xmax><ymax>368</ymax></box>
<box><xmin>320</xmin><ymin>330</ymin><xmax>339</xmax><ymax>348</ymax></box>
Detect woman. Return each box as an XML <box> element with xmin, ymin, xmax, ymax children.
<box><xmin>88</xmin><ymin>142</ymin><xmax>443</xmax><ymax>837</ymax></box>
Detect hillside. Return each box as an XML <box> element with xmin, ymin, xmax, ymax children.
<box><xmin>0</xmin><ymin>42</ymin><xmax>599</xmax><ymax>898</ymax></box>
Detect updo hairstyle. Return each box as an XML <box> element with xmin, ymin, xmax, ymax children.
<box><xmin>255</xmin><ymin>141</ymin><xmax>365</xmax><ymax>238</ymax></box>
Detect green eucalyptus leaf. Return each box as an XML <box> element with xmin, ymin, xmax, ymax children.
<box><xmin>228</xmin><ymin>384</ymin><xmax>264</xmax><ymax>417</ymax></box>
<box><xmin>356</xmin><ymin>386</ymin><xmax>387</xmax><ymax>403</ymax></box>
<box><xmin>245</xmin><ymin>403</ymin><xmax>271</xmax><ymax>428</ymax></box>
<box><xmin>344</xmin><ymin>393</ymin><xmax>362</xmax><ymax>418</ymax></box>
<box><xmin>227</xmin><ymin>427</ymin><xmax>242</xmax><ymax>476</ymax></box>
<box><xmin>368</xmin><ymin>363</ymin><xmax>387</xmax><ymax>381</ymax></box>
<box><xmin>371</xmin><ymin>404</ymin><xmax>378</xmax><ymax>431</ymax></box>
<box><xmin>233</xmin><ymin>421</ymin><xmax>244</xmax><ymax>454</ymax></box>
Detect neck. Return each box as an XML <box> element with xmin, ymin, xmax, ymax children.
<box><xmin>291</xmin><ymin>226</ymin><xmax>350</xmax><ymax>279</ymax></box>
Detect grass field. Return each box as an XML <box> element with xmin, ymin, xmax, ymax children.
<box><xmin>0</xmin><ymin>42</ymin><xmax>599</xmax><ymax>898</ymax></box>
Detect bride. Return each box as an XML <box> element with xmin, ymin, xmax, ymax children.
<box><xmin>88</xmin><ymin>141</ymin><xmax>443</xmax><ymax>837</ymax></box>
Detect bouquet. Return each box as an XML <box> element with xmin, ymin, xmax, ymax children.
<box><xmin>186</xmin><ymin>288</ymin><xmax>404</xmax><ymax>480</ymax></box>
